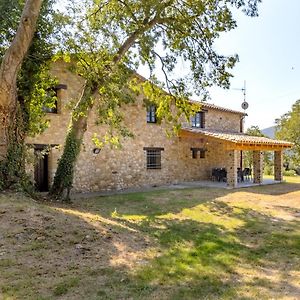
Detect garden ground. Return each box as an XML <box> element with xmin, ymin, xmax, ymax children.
<box><xmin>0</xmin><ymin>177</ymin><xmax>299</xmax><ymax>299</ymax></box>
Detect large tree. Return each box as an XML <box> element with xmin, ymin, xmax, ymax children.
<box><xmin>276</xmin><ymin>99</ymin><xmax>300</xmax><ymax>168</ymax></box>
<box><xmin>50</xmin><ymin>0</ymin><xmax>261</xmax><ymax>200</ymax></box>
<box><xmin>0</xmin><ymin>0</ymin><xmax>60</xmax><ymax>190</ymax></box>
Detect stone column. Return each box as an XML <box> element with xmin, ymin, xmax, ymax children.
<box><xmin>253</xmin><ymin>151</ymin><xmax>263</xmax><ymax>184</ymax></box>
<box><xmin>274</xmin><ymin>150</ymin><xmax>283</xmax><ymax>181</ymax></box>
<box><xmin>226</xmin><ymin>150</ymin><xmax>238</xmax><ymax>188</ymax></box>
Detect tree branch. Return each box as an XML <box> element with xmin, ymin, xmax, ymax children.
<box><xmin>113</xmin><ymin>14</ymin><xmax>161</xmax><ymax>64</ymax></box>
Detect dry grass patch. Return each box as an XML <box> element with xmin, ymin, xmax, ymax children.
<box><xmin>0</xmin><ymin>177</ymin><xmax>299</xmax><ymax>299</ymax></box>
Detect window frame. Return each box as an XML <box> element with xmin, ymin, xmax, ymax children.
<box><xmin>143</xmin><ymin>147</ymin><xmax>164</xmax><ymax>169</ymax></box>
<box><xmin>191</xmin><ymin>148</ymin><xmax>206</xmax><ymax>159</ymax></box>
<box><xmin>200</xmin><ymin>149</ymin><xmax>206</xmax><ymax>159</ymax></box>
<box><xmin>146</xmin><ymin>105</ymin><xmax>157</xmax><ymax>123</ymax></box>
<box><xmin>192</xmin><ymin>148</ymin><xmax>198</xmax><ymax>159</ymax></box>
<box><xmin>42</xmin><ymin>84</ymin><xmax>67</xmax><ymax>114</ymax></box>
<box><xmin>191</xmin><ymin>111</ymin><xmax>204</xmax><ymax>128</ymax></box>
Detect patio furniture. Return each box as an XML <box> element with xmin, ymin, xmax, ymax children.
<box><xmin>211</xmin><ymin>168</ymin><xmax>219</xmax><ymax>181</ymax></box>
<box><xmin>212</xmin><ymin>168</ymin><xmax>227</xmax><ymax>182</ymax></box>
<box><xmin>237</xmin><ymin>168</ymin><xmax>244</xmax><ymax>182</ymax></box>
<box><xmin>243</xmin><ymin>168</ymin><xmax>252</xmax><ymax>181</ymax></box>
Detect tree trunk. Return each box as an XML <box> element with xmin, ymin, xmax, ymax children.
<box><xmin>49</xmin><ymin>15</ymin><xmax>160</xmax><ymax>200</ymax></box>
<box><xmin>0</xmin><ymin>0</ymin><xmax>43</xmax><ymax>189</ymax></box>
<box><xmin>49</xmin><ymin>85</ymin><xmax>95</xmax><ymax>200</ymax></box>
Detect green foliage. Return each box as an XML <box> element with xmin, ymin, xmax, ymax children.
<box><xmin>264</xmin><ymin>165</ymin><xmax>273</xmax><ymax>176</ymax></box>
<box><xmin>53</xmin><ymin>277</ymin><xmax>80</xmax><ymax>296</ymax></box>
<box><xmin>18</xmin><ymin>0</ymin><xmax>63</xmax><ymax>136</ymax></box>
<box><xmin>0</xmin><ymin>107</ymin><xmax>33</xmax><ymax>193</ymax></box>
<box><xmin>1</xmin><ymin>1</ymin><xmax>60</xmax><ymax>136</ymax></box>
<box><xmin>276</xmin><ymin>99</ymin><xmax>300</xmax><ymax>167</ymax></box>
<box><xmin>81</xmin><ymin>0</ymin><xmax>260</xmax><ymax>99</ymax></box>
<box><xmin>283</xmin><ymin>169</ymin><xmax>297</xmax><ymax>177</ymax></box>
<box><xmin>0</xmin><ymin>0</ymin><xmax>66</xmax><ymax>191</ymax></box>
<box><xmin>61</xmin><ymin>0</ymin><xmax>261</xmax><ymax>131</ymax></box>
<box><xmin>49</xmin><ymin>130</ymin><xmax>81</xmax><ymax>201</ymax></box>
<box><xmin>0</xmin><ymin>0</ymin><xmax>23</xmax><ymax>58</ymax></box>
<box><xmin>244</xmin><ymin>126</ymin><xmax>273</xmax><ymax>169</ymax></box>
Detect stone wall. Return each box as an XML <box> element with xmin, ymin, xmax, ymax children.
<box><xmin>204</xmin><ymin>109</ymin><xmax>242</xmax><ymax>132</ymax></box>
<box><xmin>26</xmin><ymin>61</ymin><xmax>244</xmax><ymax>192</ymax></box>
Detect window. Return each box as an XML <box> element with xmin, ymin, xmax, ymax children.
<box><xmin>191</xmin><ymin>148</ymin><xmax>206</xmax><ymax>159</ymax></box>
<box><xmin>192</xmin><ymin>149</ymin><xmax>198</xmax><ymax>159</ymax></box>
<box><xmin>200</xmin><ymin>149</ymin><xmax>205</xmax><ymax>158</ymax></box>
<box><xmin>42</xmin><ymin>84</ymin><xmax>67</xmax><ymax>114</ymax></box>
<box><xmin>147</xmin><ymin>105</ymin><xmax>157</xmax><ymax>123</ymax></box>
<box><xmin>144</xmin><ymin>147</ymin><xmax>164</xmax><ymax>169</ymax></box>
<box><xmin>191</xmin><ymin>112</ymin><xmax>204</xmax><ymax>128</ymax></box>
<box><xmin>42</xmin><ymin>98</ymin><xmax>58</xmax><ymax>114</ymax></box>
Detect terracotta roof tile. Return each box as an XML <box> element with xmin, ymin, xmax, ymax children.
<box><xmin>181</xmin><ymin>127</ymin><xmax>294</xmax><ymax>148</ymax></box>
<box><xmin>189</xmin><ymin>99</ymin><xmax>247</xmax><ymax>116</ymax></box>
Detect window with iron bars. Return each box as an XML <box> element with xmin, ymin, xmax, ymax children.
<box><xmin>144</xmin><ymin>147</ymin><xmax>164</xmax><ymax>169</ymax></box>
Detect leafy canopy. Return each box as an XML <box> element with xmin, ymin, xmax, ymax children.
<box><xmin>0</xmin><ymin>0</ymin><xmax>64</xmax><ymax>136</ymax></box>
<box><xmin>58</xmin><ymin>0</ymin><xmax>261</xmax><ymax>143</ymax></box>
<box><xmin>87</xmin><ymin>0</ymin><xmax>260</xmax><ymax>95</ymax></box>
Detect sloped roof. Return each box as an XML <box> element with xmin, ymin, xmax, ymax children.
<box><xmin>134</xmin><ymin>73</ymin><xmax>247</xmax><ymax>116</ymax></box>
<box><xmin>180</xmin><ymin>127</ymin><xmax>293</xmax><ymax>149</ymax></box>
<box><xmin>189</xmin><ymin>99</ymin><xmax>247</xmax><ymax>116</ymax></box>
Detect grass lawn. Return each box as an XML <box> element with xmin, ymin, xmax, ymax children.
<box><xmin>0</xmin><ymin>177</ymin><xmax>299</xmax><ymax>299</ymax></box>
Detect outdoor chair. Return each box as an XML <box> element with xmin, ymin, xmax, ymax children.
<box><xmin>212</xmin><ymin>168</ymin><xmax>227</xmax><ymax>182</ymax></box>
<box><xmin>219</xmin><ymin>168</ymin><xmax>227</xmax><ymax>182</ymax></box>
<box><xmin>211</xmin><ymin>168</ymin><xmax>219</xmax><ymax>181</ymax></box>
<box><xmin>243</xmin><ymin>168</ymin><xmax>252</xmax><ymax>181</ymax></box>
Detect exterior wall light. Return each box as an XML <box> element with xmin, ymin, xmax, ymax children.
<box><xmin>92</xmin><ymin>148</ymin><xmax>101</xmax><ymax>154</ymax></box>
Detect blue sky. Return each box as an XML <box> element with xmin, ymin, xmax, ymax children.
<box><xmin>138</xmin><ymin>0</ymin><xmax>300</xmax><ymax>130</ymax></box>
<box><xmin>208</xmin><ymin>0</ymin><xmax>300</xmax><ymax>129</ymax></box>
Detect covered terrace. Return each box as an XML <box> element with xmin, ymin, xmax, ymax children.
<box><xmin>179</xmin><ymin>127</ymin><xmax>294</xmax><ymax>188</ymax></box>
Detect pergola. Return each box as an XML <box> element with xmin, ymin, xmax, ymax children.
<box><xmin>180</xmin><ymin>128</ymin><xmax>294</xmax><ymax>188</ymax></box>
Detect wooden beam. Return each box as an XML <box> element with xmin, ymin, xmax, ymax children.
<box><xmin>225</xmin><ymin>144</ymin><xmax>291</xmax><ymax>151</ymax></box>
<box><xmin>179</xmin><ymin>130</ymin><xmax>293</xmax><ymax>151</ymax></box>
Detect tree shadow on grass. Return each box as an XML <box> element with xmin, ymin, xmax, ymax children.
<box><xmin>73</xmin><ymin>187</ymin><xmax>232</xmax><ymax>218</ymax></box>
<box><xmin>65</xmin><ymin>186</ymin><xmax>300</xmax><ymax>299</ymax></box>
<box><xmin>3</xmin><ymin>184</ymin><xmax>298</xmax><ymax>299</ymax></box>
<box><xmin>242</xmin><ymin>182</ymin><xmax>300</xmax><ymax>196</ymax></box>
<box><xmin>0</xmin><ymin>193</ymin><xmax>164</xmax><ymax>299</ymax></box>
<box><xmin>130</xmin><ymin>207</ymin><xmax>300</xmax><ymax>299</ymax></box>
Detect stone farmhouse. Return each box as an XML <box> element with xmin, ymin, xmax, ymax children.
<box><xmin>26</xmin><ymin>61</ymin><xmax>293</xmax><ymax>192</ymax></box>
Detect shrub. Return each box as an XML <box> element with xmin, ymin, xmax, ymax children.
<box><xmin>264</xmin><ymin>165</ymin><xmax>274</xmax><ymax>176</ymax></box>
<box><xmin>283</xmin><ymin>169</ymin><xmax>297</xmax><ymax>176</ymax></box>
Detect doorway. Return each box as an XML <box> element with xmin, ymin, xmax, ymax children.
<box><xmin>34</xmin><ymin>146</ymin><xmax>49</xmax><ymax>192</ymax></box>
